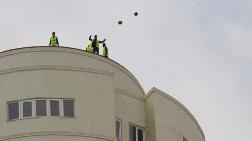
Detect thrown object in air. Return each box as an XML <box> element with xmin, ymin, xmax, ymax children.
<box><xmin>118</xmin><ymin>21</ymin><xmax>123</xmax><ymax>25</ymax></box>
<box><xmin>134</xmin><ymin>12</ymin><xmax>138</xmax><ymax>16</ymax></box>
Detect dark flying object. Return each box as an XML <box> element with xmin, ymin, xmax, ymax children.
<box><xmin>134</xmin><ymin>12</ymin><xmax>138</xmax><ymax>16</ymax></box>
<box><xmin>118</xmin><ymin>21</ymin><xmax>123</xmax><ymax>25</ymax></box>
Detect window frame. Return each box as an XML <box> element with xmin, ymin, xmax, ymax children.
<box><xmin>7</xmin><ymin>101</ymin><xmax>20</xmax><ymax>121</ymax></box>
<box><xmin>63</xmin><ymin>99</ymin><xmax>75</xmax><ymax>117</ymax></box>
<box><xmin>7</xmin><ymin>98</ymin><xmax>75</xmax><ymax>121</ymax></box>
<box><xmin>129</xmin><ymin>123</ymin><xmax>145</xmax><ymax>141</ymax></box>
<box><xmin>49</xmin><ymin>100</ymin><xmax>60</xmax><ymax>116</ymax></box>
<box><xmin>21</xmin><ymin>100</ymin><xmax>34</xmax><ymax>118</ymax></box>
<box><xmin>116</xmin><ymin>118</ymin><xmax>122</xmax><ymax>141</ymax></box>
<box><xmin>35</xmin><ymin>99</ymin><xmax>47</xmax><ymax>117</ymax></box>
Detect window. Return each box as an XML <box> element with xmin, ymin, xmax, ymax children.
<box><xmin>50</xmin><ymin>100</ymin><xmax>59</xmax><ymax>116</ymax></box>
<box><xmin>63</xmin><ymin>99</ymin><xmax>74</xmax><ymax>117</ymax></box>
<box><xmin>36</xmin><ymin>100</ymin><xmax>46</xmax><ymax>116</ymax></box>
<box><xmin>8</xmin><ymin>102</ymin><xmax>19</xmax><ymax>120</ymax></box>
<box><xmin>23</xmin><ymin>101</ymin><xmax>32</xmax><ymax>117</ymax></box>
<box><xmin>129</xmin><ymin>124</ymin><xmax>144</xmax><ymax>141</ymax></box>
<box><xmin>116</xmin><ymin>119</ymin><xmax>122</xmax><ymax>141</ymax></box>
<box><xmin>129</xmin><ymin>125</ymin><xmax>136</xmax><ymax>141</ymax></box>
<box><xmin>137</xmin><ymin>128</ymin><xmax>143</xmax><ymax>141</ymax></box>
<box><xmin>7</xmin><ymin>98</ymin><xmax>74</xmax><ymax>121</ymax></box>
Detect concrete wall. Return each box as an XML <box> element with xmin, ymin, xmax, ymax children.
<box><xmin>115</xmin><ymin>91</ymin><xmax>146</xmax><ymax>141</ymax></box>
<box><xmin>145</xmin><ymin>94</ymin><xmax>156</xmax><ymax>141</ymax></box>
<box><xmin>145</xmin><ymin>87</ymin><xmax>205</xmax><ymax>141</ymax></box>
<box><xmin>0</xmin><ymin>47</ymin><xmax>205</xmax><ymax>141</ymax></box>
<box><xmin>0</xmin><ymin>47</ymin><xmax>145</xmax><ymax>141</ymax></box>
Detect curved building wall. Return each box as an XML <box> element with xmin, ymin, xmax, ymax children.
<box><xmin>0</xmin><ymin>46</ymin><xmax>204</xmax><ymax>141</ymax></box>
<box><xmin>0</xmin><ymin>47</ymin><xmax>146</xmax><ymax>141</ymax></box>
<box><xmin>145</xmin><ymin>87</ymin><xmax>205</xmax><ymax>141</ymax></box>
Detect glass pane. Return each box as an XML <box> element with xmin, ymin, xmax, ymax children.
<box><xmin>138</xmin><ymin>129</ymin><xmax>143</xmax><ymax>141</ymax></box>
<box><xmin>23</xmin><ymin>102</ymin><xmax>32</xmax><ymax>117</ymax></box>
<box><xmin>64</xmin><ymin>100</ymin><xmax>74</xmax><ymax>117</ymax></box>
<box><xmin>50</xmin><ymin>100</ymin><xmax>59</xmax><ymax>116</ymax></box>
<box><xmin>36</xmin><ymin>100</ymin><xmax>46</xmax><ymax>116</ymax></box>
<box><xmin>116</xmin><ymin>120</ymin><xmax>121</xmax><ymax>140</ymax></box>
<box><xmin>129</xmin><ymin>125</ymin><xmax>136</xmax><ymax>141</ymax></box>
<box><xmin>8</xmin><ymin>102</ymin><xmax>19</xmax><ymax>120</ymax></box>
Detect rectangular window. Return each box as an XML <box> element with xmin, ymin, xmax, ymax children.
<box><xmin>129</xmin><ymin>124</ymin><xmax>144</xmax><ymax>141</ymax></box>
<box><xmin>137</xmin><ymin>129</ymin><xmax>143</xmax><ymax>141</ymax></box>
<box><xmin>129</xmin><ymin>125</ymin><xmax>136</xmax><ymax>141</ymax></box>
<box><xmin>23</xmin><ymin>101</ymin><xmax>32</xmax><ymax>117</ymax></box>
<box><xmin>63</xmin><ymin>100</ymin><xmax>74</xmax><ymax>117</ymax></box>
<box><xmin>8</xmin><ymin>102</ymin><xmax>19</xmax><ymax>120</ymax></box>
<box><xmin>116</xmin><ymin>119</ymin><xmax>122</xmax><ymax>141</ymax></box>
<box><xmin>36</xmin><ymin>100</ymin><xmax>46</xmax><ymax>116</ymax></box>
<box><xmin>50</xmin><ymin>100</ymin><xmax>59</xmax><ymax>116</ymax></box>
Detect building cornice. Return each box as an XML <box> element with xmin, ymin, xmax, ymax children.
<box><xmin>115</xmin><ymin>87</ymin><xmax>145</xmax><ymax>101</ymax></box>
<box><xmin>0</xmin><ymin>65</ymin><xmax>113</xmax><ymax>76</ymax></box>
<box><xmin>145</xmin><ymin>87</ymin><xmax>205</xmax><ymax>141</ymax></box>
<box><xmin>0</xmin><ymin>131</ymin><xmax>114</xmax><ymax>141</ymax></box>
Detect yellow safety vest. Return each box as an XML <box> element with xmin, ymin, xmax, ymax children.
<box><xmin>50</xmin><ymin>36</ymin><xmax>58</xmax><ymax>46</ymax></box>
<box><xmin>86</xmin><ymin>44</ymin><xmax>93</xmax><ymax>53</ymax></box>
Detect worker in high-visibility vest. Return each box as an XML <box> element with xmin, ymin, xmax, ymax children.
<box><xmin>89</xmin><ymin>35</ymin><xmax>106</xmax><ymax>54</ymax></box>
<box><xmin>86</xmin><ymin>44</ymin><xmax>93</xmax><ymax>53</ymax></box>
<box><xmin>102</xmin><ymin>43</ymin><xmax>108</xmax><ymax>58</ymax></box>
<box><xmin>49</xmin><ymin>32</ymin><xmax>59</xmax><ymax>47</ymax></box>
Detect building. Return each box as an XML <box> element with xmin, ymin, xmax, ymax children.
<box><xmin>0</xmin><ymin>47</ymin><xmax>205</xmax><ymax>141</ymax></box>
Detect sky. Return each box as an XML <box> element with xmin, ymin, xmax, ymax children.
<box><xmin>0</xmin><ymin>0</ymin><xmax>251</xmax><ymax>140</ymax></box>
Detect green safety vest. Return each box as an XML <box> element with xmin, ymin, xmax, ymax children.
<box><xmin>50</xmin><ymin>36</ymin><xmax>58</xmax><ymax>46</ymax></box>
<box><xmin>86</xmin><ymin>44</ymin><xmax>93</xmax><ymax>53</ymax></box>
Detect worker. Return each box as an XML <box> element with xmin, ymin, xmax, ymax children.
<box><xmin>102</xmin><ymin>43</ymin><xmax>108</xmax><ymax>58</ymax></box>
<box><xmin>89</xmin><ymin>35</ymin><xmax>106</xmax><ymax>54</ymax></box>
<box><xmin>49</xmin><ymin>32</ymin><xmax>59</xmax><ymax>47</ymax></box>
<box><xmin>86</xmin><ymin>44</ymin><xmax>93</xmax><ymax>53</ymax></box>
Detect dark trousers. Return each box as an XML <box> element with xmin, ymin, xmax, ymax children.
<box><xmin>93</xmin><ymin>47</ymin><xmax>99</xmax><ymax>54</ymax></box>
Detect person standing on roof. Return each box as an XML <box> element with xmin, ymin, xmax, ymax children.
<box><xmin>49</xmin><ymin>32</ymin><xmax>59</xmax><ymax>47</ymax></box>
<box><xmin>89</xmin><ymin>35</ymin><xmax>106</xmax><ymax>54</ymax></box>
<box><xmin>86</xmin><ymin>43</ymin><xmax>93</xmax><ymax>53</ymax></box>
<box><xmin>102</xmin><ymin>43</ymin><xmax>108</xmax><ymax>58</ymax></box>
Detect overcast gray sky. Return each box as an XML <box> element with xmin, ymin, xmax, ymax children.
<box><xmin>0</xmin><ymin>0</ymin><xmax>251</xmax><ymax>140</ymax></box>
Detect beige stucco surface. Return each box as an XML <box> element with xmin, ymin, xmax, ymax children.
<box><xmin>0</xmin><ymin>47</ymin><xmax>204</xmax><ymax>141</ymax></box>
<box><xmin>0</xmin><ymin>47</ymin><xmax>145</xmax><ymax>141</ymax></box>
<box><xmin>145</xmin><ymin>87</ymin><xmax>205</xmax><ymax>141</ymax></box>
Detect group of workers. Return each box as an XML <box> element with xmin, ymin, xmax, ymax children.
<box><xmin>49</xmin><ymin>32</ymin><xmax>109</xmax><ymax>58</ymax></box>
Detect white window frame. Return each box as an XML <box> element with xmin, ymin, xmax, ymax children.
<box><xmin>49</xmin><ymin>100</ymin><xmax>61</xmax><ymax>116</ymax></box>
<box><xmin>116</xmin><ymin>118</ymin><xmax>122</xmax><ymax>141</ymax></box>
<box><xmin>7</xmin><ymin>98</ymin><xmax>74</xmax><ymax>121</ymax></box>
<box><xmin>62</xmin><ymin>99</ymin><xmax>75</xmax><ymax>117</ymax></box>
<box><xmin>129</xmin><ymin>123</ymin><xmax>145</xmax><ymax>141</ymax></box>
<box><xmin>35</xmin><ymin>99</ymin><xmax>47</xmax><ymax>117</ymax></box>
<box><xmin>7</xmin><ymin>101</ymin><xmax>20</xmax><ymax>121</ymax></box>
<box><xmin>20</xmin><ymin>100</ymin><xmax>34</xmax><ymax>118</ymax></box>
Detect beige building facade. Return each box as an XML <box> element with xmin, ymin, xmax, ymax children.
<box><xmin>0</xmin><ymin>47</ymin><xmax>205</xmax><ymax>141</ymax></box>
